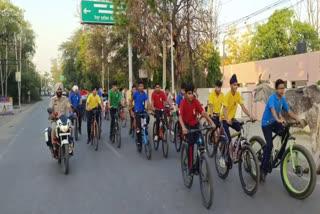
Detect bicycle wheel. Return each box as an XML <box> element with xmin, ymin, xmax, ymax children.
<box><xmin>116</xmin><ymin>123</ymin><xmax>121</xmax><ymax>148</ymax></box>
<box><xmin>94</xmin><ymin>123</ymin><xmax>100</xmax><ymax>151</ymax></box>
<box><xmin>161</xmin><ymin>125</ymin><xmax>169</xmax><ymax>158</ymax></box>
<box><xmin>152</xmin><ymin>122</ymin><xmax>159</xmax><ymax>151</ymax></box>
<box><xmin>98</xmin><ymin>115</ymin><xmax>102</xmax><ymax>139</ymax></box>
<box><xmin>205</xmin><ymin>129</ymin><xmax>215</xmax><ymax>158</ymax></box>
<box><xmin>62</xmin><ymin>144</ymin><xmax>69</xmax><ymax>175</ymax></box>
<box><xmin>238</xmin><ymin>145</ymin><xmax>260</xmax><ymax>196</ymax></box>
<box><xmin>74</xmin><ymin>117</ymin><xmax>79</xmax><ymax>141</ymax></box>
<box><xmin>249</xmin><ymin>136</ymin><xmax>265</xmax><ymax>164</ymax></box>
<box><xmin>214</xmin><ymin>136</ymin><xmax>229</xmax><ymax>179</ymax></box>
<box><xmin>169</xmin><ymin>118</ymin><xmax>175</xmax><ymax>143</ymax></box>
<box><xmin>174</xmin><ymin>122</ymin><xmax>182</xmax><ymax>152</ymax></box>
<box><xmin>199</xmin><ymin>152</ymin><xmax>214</xmax><ymax>209</ymax></box>
<box><xmin>144</xmin><ymin>137</ymin><xmax>152</xmax><ymax>160</ymax></box>
<box><xmin>181</xmin><ymin>142</ymin><xmax>193</xmax><ymax>188</ymax></box>
<box><xmin>280</xmin><ymin>144</ymin><xmax>316</xmax><ymax>200</ymax></box>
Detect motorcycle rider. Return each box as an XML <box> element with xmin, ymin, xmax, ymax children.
<box><xmin>49</xmin><ymin>83</ymin><xmax>73</xmax><ymax>157</ymax></box>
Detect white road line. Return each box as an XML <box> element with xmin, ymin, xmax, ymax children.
<box><xmin>103</xmin><ymin>141</ymin><xmax>122</xmax><ymax>159</ymax></box>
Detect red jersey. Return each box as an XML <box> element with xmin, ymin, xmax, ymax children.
<box><xmin>152</xmin><ymin>91</ymin><xmax>167</xmax><ymax>110</ymax></box>
<box><xmin>180</xmin><ymin>98</ymin><xmax>204</xmax><ymax>127</ymax></box>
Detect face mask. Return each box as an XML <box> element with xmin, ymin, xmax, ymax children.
<box><xmin>57</xmin><ymin>92</ymin><xmax>62</xmax><ymax>97</ymax></box>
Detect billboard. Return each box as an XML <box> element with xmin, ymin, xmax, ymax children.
<box><xmin>0</xmin><ymin>97</ymin><xmax>13</xmax><ymax>116</ymax></box>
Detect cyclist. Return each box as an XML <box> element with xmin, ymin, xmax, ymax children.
<box><xmin>165</xmin><ymin>87</ymin><xmax>173</xmax><ymax>105</ymax></box>
<box><xmin>108</xmin><ymin>81</ymin><xmax>123</xmax><ymax>141</ymax></box>
<box><xmin>86</xmin><ymin>86</ymin><xmax>103</xmax><ymax>144</ymax></box>
<box><xmin>179</xmin><ymin>83</ymin><xmax>216</xmax><ymax>175</ymax></box>
<box><xmin>207</xmin><ymin>80</ymin><xmax>224</xmax><ymax>128</ymax></box>
<box><xmin>221</xmin><ymin>74</ymin><xmax>255</xmax><ymax>163</ymax></box>
<box><xmin>260</xmin><ymin>79</ymin><xmax>298</xmax><ymax>182</ymax></box>
<box><xmin>176</xmin><ymin>83</ymin><xmax>186</xmax><ymax>110</ymax></box>
<box><xmin>102</xmin><ymin>89</ymin><xmax>108</xmax><ymax>117</ymax></box>
<box><xmin>128</xmin><ymin>85</ymin><xmax>137</xmax><ymax>135</ymax></box>
<box><xmin>151</xmin><ymin>83</ymin><xmax>168</xmax><ymax>142</ymax></box>
<box><xmin>69</xmin><ymin>85</ymin><xmax>82</xmax><ymax>134</ymax></box>
<box><xmin>131</xmin><ymin>81</ymin><xmax>150</xmax><ymax>145</ymax></box>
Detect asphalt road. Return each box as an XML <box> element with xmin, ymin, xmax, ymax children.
<box><xmin>0</xmin><ymin>97</ymin><xmax>319</xmax><ymax>214</ymax></box>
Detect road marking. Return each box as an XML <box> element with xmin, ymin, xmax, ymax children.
<box><xmin>103</xmin><ymin>141</ymin><xmax>122</xmax><ymax>159</ymax></box>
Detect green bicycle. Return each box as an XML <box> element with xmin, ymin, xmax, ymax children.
<box><xmin>250</xmin><ymin>122</ymin><xmax>316</xmax><ymax>200</ymax></box>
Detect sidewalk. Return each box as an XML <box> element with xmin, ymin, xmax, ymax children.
<box><xmin>0</xmin><ymin>103</ymin><xmax>38</xmax><ymax>128</ymax></box>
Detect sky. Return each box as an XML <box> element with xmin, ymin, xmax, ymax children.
<box><xmin>11</xmin><ymin>0</ymin><xmax>300</xmax><ymax>74</ymax></box>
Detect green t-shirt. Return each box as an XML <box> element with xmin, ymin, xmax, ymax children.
<box><xmin>108</xmin><ymin>89</ymin><xmax>122</xmax><ymax>108</ymax></box>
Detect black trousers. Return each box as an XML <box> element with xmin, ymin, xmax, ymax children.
<box><xmin>222</xmin><ymin>119</ymin><xmax>242</xmax><ymax>143</ymax></box>
<box><xmin>110</xmin><ymin>108</ymin><xmax>118</xmax><ymax>136</ymax></box>
<box><xmin>261</xmin><ymin>122</ymin><xmax>284</xmax><ymax>172</ymax></box>
<box><xmin>185</xmin><ymin>124</ymin><xmax>202</xmax><ymax>172</ymax></box>
<box><xmin>72</xmin><ymin>106</ymin><xmax>82</xmax><ymax>133</ymax></box>
<box><xmin>135</xmin><ymin>112</ymin><xmax>149</xmax><ymax>143</ymax></box>
<box><xmin>87</xmin><ymin>110</ymin><xmax>100</xmax><ymax>140</ymax></box>
<box><xmin>154</xmin><ymin>110</ymin><xmax>164</xmax><ymax>136</ymax></box>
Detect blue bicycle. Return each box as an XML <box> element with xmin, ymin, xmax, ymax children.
<box><xmin>135</xmin><ymin>112</ymin><xmax>152</xmax><ymax>160</ymax></box>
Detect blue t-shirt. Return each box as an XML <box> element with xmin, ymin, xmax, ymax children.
<box><xmin>69</xmin><ymin>92</ymin><xmax>82</xmax><ymax>107</ymax></box>
<box><xmin>132</xmin><ymin>91</ymin><xmax>148</xmax><ymax>112</ymax></box>
<box><xmin>97</xmin><ymin>90</ymin><xmax>103</xmax><ymax>98</ymax></box>
<box><xmin>262</xmin><ymin>93</ymin><xmax>290</xmax><ymax>127</ymax></box>
<box><xmin>176</xmin><ymin>93</ymin><xmax>183</xmax><ymax>108</ymax></box>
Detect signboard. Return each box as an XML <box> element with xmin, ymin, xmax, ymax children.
<box><xmin>60</xmin><ymin>76</ymin><xmax>65</xmax><ymax>81</ymax></box>
<box><xmin>15</xmin><ymin>72</ymin><xmax>21</xmax><ymax>82</ymax></box>
<box><xmin>81</xmin><ymin>1</ymin><xmax>124</xmax><ymax>25</ymax></box>
<box><xmin>139</xmin><ymin>69</ymin><xmax>148</xmax><ymax>78</ymax></box>
<box><xmin>0</xmin><ymin>97</ymin><xmax>13</xmax><ymax>116</ymax></box>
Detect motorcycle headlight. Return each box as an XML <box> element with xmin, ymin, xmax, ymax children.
<box><xmin>60</xmin><ymin>125</ymin><xmax>69</xmax><ymax>133</ymax></box>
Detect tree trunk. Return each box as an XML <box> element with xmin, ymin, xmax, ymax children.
<box><xmin>0</xmin><ymin>52</ymin><xmax>3</xmax><ymax>96</ymax></box>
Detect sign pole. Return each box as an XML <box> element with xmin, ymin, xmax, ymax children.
<box><xmin>128</xmin><ymin>33</ymin><xmax>133</xmax><ymax>90</ymax></box>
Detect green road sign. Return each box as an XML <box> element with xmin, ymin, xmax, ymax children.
<box><xmin>81</xmin><ymin>1</ymin><xmax>124</xmax><ymax>25</ymax></box>
<box><xmin>60</xmin><ymin>76</ymin><xmax>65</xmax><ymax>81</ymax></box>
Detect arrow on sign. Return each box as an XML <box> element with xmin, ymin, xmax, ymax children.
<box><xmin>83</xmin><ymin>8</ymin><xmax>91</xmax><ymax>14</ymax></box>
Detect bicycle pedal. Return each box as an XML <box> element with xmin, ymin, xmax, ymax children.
<box><xmin>303</xmin><ymin>168</ymin><xmax>310</xmax><ymax>174</ymax></box>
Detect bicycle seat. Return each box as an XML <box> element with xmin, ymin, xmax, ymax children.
<box><xmin>289</xmin><ymin>136</ymin><xmax>296</xmax><ymax>141</ymax></box>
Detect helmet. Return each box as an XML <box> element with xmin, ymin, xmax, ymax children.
<box><xmin>72</xmin><ymin>85</ymin><xmax>79</xmax><ymax>92</ymax></box>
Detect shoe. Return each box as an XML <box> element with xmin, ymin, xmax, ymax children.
<box><xmin>154</xmin><ymin>135</ymin><xmax>158</xmax><ymax>142</ymax></box>
<box><xmin>87</xmin><ymin>138</ymin><xmax>91</xmax><ymax>144</ymax></box>
<box><xmin>219</xmin><ymin>157</ymin><xmax>226</xmax><ymax>168</ymax></box>
<box><xmin>260</xmin><ymin>170</ymin><xmax>267</xmax><ymax>182</ymax></box>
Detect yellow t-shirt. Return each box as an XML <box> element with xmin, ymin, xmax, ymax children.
<box><xmin>87</xmin><ymin>93</ymin><xmax>101</xmax><ymax>110</ymax></box>
<box><xmin>128</xmin><ymin>92</ymin><xmax>135</xmax><ymax>108</ymax></box>
<box><xmin>221</xmin><ymin>91</ymin><xmax>243</xmax><ymax>120</ymax></box>
<box><xmin>207</xmin><ymin>91</ymin><xmax>224</xmax><ymax>115</ymax></box>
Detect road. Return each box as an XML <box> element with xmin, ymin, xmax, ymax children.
<box><xmin>0</xmin><ymin>97</ymin><xmax>319</xmax><ymax>214</ymax></box>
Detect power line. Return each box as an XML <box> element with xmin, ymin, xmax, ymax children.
<box><xmin>218</xmin><ymin>0</ymin><xmax>291</xmax><ymax>30</ymax></box>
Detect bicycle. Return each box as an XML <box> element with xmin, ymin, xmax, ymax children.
<box><xmin>214</xmin><ymin>119</ymin><xmax>260</xmax><ymax>196</ymax></box>
<box><xmin>90</xmin><ymin>109</ymin><xmax>100</xmax><ymax>151</ymax></box>
<box><xmin>104</xmin><ymin>100</ymin><xmax>110</xmax><ymax>120</ymax></box>
<box><xmin>174</xmin><ymin>119</ymin><xmax>183</xmax><ymax>152</ymax></box>
<box><xmin>152</xmin><ymin>110</ymin><xmax>169</xmax><ymax>158</ymax></box>
<box><xmin>250</xmin><ymin>122</ymin><xmax>316</xmax><ymax>199</ymax></box>
<box><xmin>135</xmin><ymin>112</ymin><xmax>152</xmax><ymax>160</ymax></box>
<box><xmin>71</xmin><ymin>106</ymin><xmax>80</xmax><ymax>141</ymax></box>
<box><xmin>181</xmin><ymin>126</ymin><xmax>214</xmax><ymax>209</ymax></box>
<box><xmin>110</xmin><ymin>108</ymin><xmax>121</xmax><ymax>148</ymax></box>
<box><xmin>204</xmin><ymin>114</ymin><xmax>220</xmax><ymax>157</ymax></box>
<box><xmin>120</xmin><ymin>104</ymin><xmax>127</xmax><ymax>128</ymax></box>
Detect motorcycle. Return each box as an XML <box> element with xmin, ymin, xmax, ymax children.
<box><xmin>44</xmin><ymin>108</ymin><xmax>74</xmax><ymax>175</ymax></box>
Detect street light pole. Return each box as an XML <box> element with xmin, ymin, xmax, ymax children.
<box><xmin>170</xmin><ymin>11</ymin><xmax>175</xmax><ymax>95</ymax></box>
<box><xmin>101</xmin><ymin>44</ymin><xmax>105</xmax><ymax>89</ymax></box>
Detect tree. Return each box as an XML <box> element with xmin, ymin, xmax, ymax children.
<box><xmin>224</xmin><ymin>26</ymin><xmax>254</xmax><ymax>65</ymax></box>
<box><xmin>50</xmin><ymin>58</ymin><xmax>62</xmax><ymax>84</ymax></box>
<box><xmin>251</xmin><ymin>9</ymin><xmax>320</xmax><ymax>60</ymax></box>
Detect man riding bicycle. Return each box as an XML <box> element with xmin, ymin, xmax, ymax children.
<box><xmin>131</xmin><ymin>81</ymin><xmax>150</xmax><ymax>145</ymax></box>
<box><xmin>179</xmin><ymin>83</ymin><xmax>215</xmax><ymax>174</ymax></box>
<box><xmin>86</xmin><ymin>86</ymin><xmax>103</xmax><ymax>144</ymax></box>
<box><xmin>207</xmin><ymin>80</ymin><xmax>224</xmax><ymax>128</ymax></box>
<box><xmin>260</xmin><ymin>79</ymin><xmax>298</xmax><ymax>182</ymax></box>
<box><xmin>69</xmin><ymin>85</ymin><xmax>82</xmax><ymax>134</ymax></box>
<box><xmin>128</xmin><ymin>85</ymin><xmax>137</xmax><ymax>135</ymax></box>
<box><xmin>108</xmin><ymin>81</ymin><xmax>123</xmax><ymax>141</ymax></box>
<box><xmin>151</xmin><ymin>83</ymin><xmax>169</xmax><ymax>142</ymax></box>
<box><xmin>221</xmin><ymin>74</ymin><xmax>255</xmax><ymax>162</ymax></box>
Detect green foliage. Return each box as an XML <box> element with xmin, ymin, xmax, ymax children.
<box><xmin>251</xmin><ymin>9</ymin><xmax>320</xmax><ymax>60</ymax></box>
<box><xmin>207</xmin><ymin>50</ymin><xmax>222</xmax><ymax>87</ymax></box>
